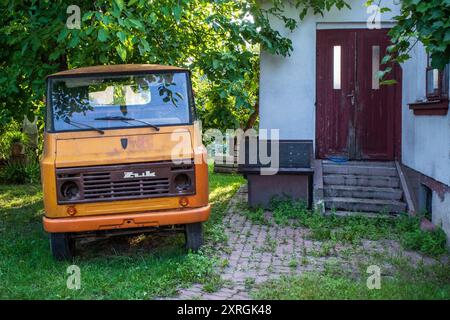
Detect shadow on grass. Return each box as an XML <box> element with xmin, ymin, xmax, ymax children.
<box><xmin>77</xmin><ymin>231</ymin><xmax>186</xmax><ymax>260</ymax></box>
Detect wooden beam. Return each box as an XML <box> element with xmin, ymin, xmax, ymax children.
<box><xmin>395</xmin><ymin>161</ymin><xmax>416</xmax><ymax>216</ymax></box>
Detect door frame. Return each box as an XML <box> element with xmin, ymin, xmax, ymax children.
<box><xmin>315</xmin><ymin>27</ymin><xmax>402</xmax><ymax>161</ymax></box>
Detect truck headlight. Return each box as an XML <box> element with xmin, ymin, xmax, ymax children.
<box><xmin>60</xmin><ymin>181</ymin><xmax>80</xmax><ymax>200</ymax></box>
<box><xmin>174</xmin><ymin>173</ymin><xmax>192</xmax><ymax>192</ymax></box>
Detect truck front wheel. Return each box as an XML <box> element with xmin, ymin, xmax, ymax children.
<box><xmin>184</xmin><ymin>222</ymin><xmax>203</xmax><ymax>251</ymax></box>
<box><xmin>50</xmin><ymin>233</ymin><xmax>75</xmax><ymax>260</ymax></box>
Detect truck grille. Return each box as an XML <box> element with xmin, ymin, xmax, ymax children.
<box><xmin>56</xmin><ymin>161</ymin><xmax>195</xmax><ymax>204</ymax></box>
<box><xmin>82</xmin><ymin>173</ymin><xmax>170</xmax><ymax>200</ymax></box>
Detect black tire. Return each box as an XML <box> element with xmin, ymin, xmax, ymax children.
<box><xmin>184</xmin><ymin>222</ymin><xmax>203</xmax><ymax>252</ymax></box>
<box><xmin>49</xmin><ymin>233</ymin><xmax>75</xmax><ymax>261</ymax></box>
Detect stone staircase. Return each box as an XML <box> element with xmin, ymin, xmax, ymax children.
<box><xmin>321</xmin><ymin>160</ymin><xmax>408</xmax><ymax>216</ymax></box>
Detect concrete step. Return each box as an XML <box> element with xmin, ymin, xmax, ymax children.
<box><xmin>324</xmin><ymin>197</ymin><xmax>407</xmax><ymax>213</ymax></box>
<box><xmin>322</xmin><ymin>160</ymin><xmax>395</xmax><ymax>167</ymax></box>
<box><xmin>324</xmin><ymin>185</ymin><xmax>403</xmax><ymax>201</ymax></box>
<box><xmin>322</xmin><ymin>164</ymin><xmax>398</xmax><ymax>177</ymax></box>
<box><xmin>324</xmin><ymin>210</ymin><xmax>398</xmax><ymax>218</ymax></box>
<box><xmin>323</xmin><ymin>174</ymin><xmax>400</xmax><ymax>188</ymax></box>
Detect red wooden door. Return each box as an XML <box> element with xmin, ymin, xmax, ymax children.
<box><xmin>316</xmin><ymin>29</ymin><xmax>356</xmax><ymax>159</ymax></box>
<box><xmin>316</xmin><ymin>29</ymin><xmax>402</xmax><ymax>160</ymax></box>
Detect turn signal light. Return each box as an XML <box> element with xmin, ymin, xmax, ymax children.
<box><xmin>179</xmin><ymin>197</ymin><xmax>189</xmax><ymax>207</ymax></box>
<box><xmin>67</xmin><ymin>206</ymin><xmax>77</xmax><ymax>216</ymax></box>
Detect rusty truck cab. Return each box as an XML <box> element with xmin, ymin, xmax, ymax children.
<box><xmin>41</xmin><ymin>64</ymin><xmax>209</xmax><ymax>260</ymax></box>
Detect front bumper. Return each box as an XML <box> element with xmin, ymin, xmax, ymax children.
<box><xmin>43</xmin><ymin>205</ymin><xmax>211</xmax><ymax>233</ymax></box>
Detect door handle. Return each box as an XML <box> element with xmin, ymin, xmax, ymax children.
<box><xmin>347</xmin><ymin>91</ymin><xmax>355</xmax><ymax>106</ymax></box>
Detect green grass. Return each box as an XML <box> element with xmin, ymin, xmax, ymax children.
<box><xmin>247</xmin><ymin>199</ymin><xmax>450</xmax><ymax>300</ymax></box>
<box><xmin>252</xmin><ymin>261</ymin><xmax>450</xmax><ymax>300</ymax></box>
<box><xmin>2</xmin><ymin>169</ymin><xmax>448</xmax><ymax>300</ymax></box>
<box><xmin>204</xmin><ymin>167</ymin><xmax>245</xmax><ymax>244</ymax></box>
<box><xmin>0</xmin><ymin>165</ymin><xmax>244</xmax><ymax>299</ymax></box>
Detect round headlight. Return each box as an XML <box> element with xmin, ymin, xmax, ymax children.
<box><xmin>61</xmin><ymin>181</ymin><xmax>80</xmax><ymax>200</ymax></box>
<box><xmin>174</xmin><ymin>173</ymin><xmax>191</xmax><ymax>192</ymax></box>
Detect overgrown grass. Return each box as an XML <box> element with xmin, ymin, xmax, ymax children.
<box><xmin>204</xmin><ymin>167</ymin><xmax>244</xmax><ymax>245</ymax></box>
<box><xmin>400</xmin><ymin>227</ymin><xmax>448</xmax><ymax>257</ymax></box>
<box><xmin>241</xmin><ymin>198</ymin><xmax>448</xmax><ymax>257</ymax></box>
<box><xmin>252</xmin><ymin>258</ymin><xmax>450</xmax><ymax>300</ymax></box>
<box><xmin>251</xmin><ymin>255</ymin><xmax>450</xmax><ymax>300</ymax></box>
<box><xmin>248</xmin><ymin>199</ymin><xmax>450</xmax><ymax>300</ymax></box>
<box><xmin>0</xmin><ymin>165</ymin><xmax>243</xmax><ymax>299</ymax></box>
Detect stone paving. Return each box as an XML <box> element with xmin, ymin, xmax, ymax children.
<box><xmin>173</xmin><ymin>185</ymin><xmax>446</xmax><ymax>300</ymax></box>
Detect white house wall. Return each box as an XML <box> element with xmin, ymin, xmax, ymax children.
<box><xmin>259</xmin><ymin>0</ymin><xmax>401</xmax><ymax>141</ymax></box>
<box><xmin>401</xmin><ymin>42</ymin><xmax>450</xmax><ymax>241</ymax></box>
<box><xmin>401</xmin><ymin>42</ymin><xmax>450</xmax><ymax>187</ymax></box>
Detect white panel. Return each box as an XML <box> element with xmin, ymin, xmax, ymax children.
<box><xmin>433</xmin><ymin>69</ymin><xmax>439</xmax><ymax>89</ymax></box>
<box><xmin>372</xmin><ymin>45</ymin><xmax>380</xmax><ymax>90</ymax></box>
<box><xmin>333</xmin><ymin>46</ymin><xmax>341</xmax><ymax>90</ymax></box>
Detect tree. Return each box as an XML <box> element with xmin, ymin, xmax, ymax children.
<box><xmin>370</xmin><ymin>0</ymin><xmax>450</xmax><ymax>74</ymax></box>
<box><xmin>0</xmin><ymin>0</ymin><xmax>351</xmax><ymax>131</ymax></box>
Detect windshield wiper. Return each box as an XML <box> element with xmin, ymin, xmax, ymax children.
<box><xmin>94</xmin><ymin>116</ymin><xmax>160</xmax><ymax>131</ymax></box>
<box><xmin>64</xmin><ymin>118</ymin><xmax>104</xmax><ymax>134</ymax></box>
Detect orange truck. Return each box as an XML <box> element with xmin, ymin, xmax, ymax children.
<box><xmin>41</xmin><ymin>64</ymin><xmax>210</xmax><ymax>260</ymax></box>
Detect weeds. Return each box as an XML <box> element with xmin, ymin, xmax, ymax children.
<box><xmin>242</xmin><ymin>206</ymin><xmax>267</xmax><ymax>225</ymax></box>
<box><xmin>243</xmin><ymin>198</ymin><xmax>448</xmax><ymax>257</ymax></box>
<box><xmin>0</xmin><ymin>160</ymin><xmax>40</xmax><ymax>184</ymax></box>
<box><xmin>258</xmin><ymin>235</ymin><xmax>277</xmax><ymax>253</ymax></box>
<box><xmin>202</xmin><ymin>274</ymin><xmax>225</xmax><ymax>293</ymax></box>
<box><xmin>300</xmin><ymin>256</ymin><xmax>309</xmax><ymax>266</ymax></box>
<box><xmin>288</xmin><ymin>258</ymin><xmax>298</xmax><ymax>269</ymax></box>
<box><xmin>401</xmin><ymin>228</ymin><xmax>447</xmax><ymax>256</ymax></box>
<box><xmin>244</xmin><ymin>277</ymin><xmax>256</xmax><ymax>290</ymax></box>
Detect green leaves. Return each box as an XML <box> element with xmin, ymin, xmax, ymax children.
<box><xmin>98</xmin><ymin>29</ymin><xmax>109</xmax><ymax>42</ymax></box>
<box><xmin>381</xmin><ymin>0</ymin><xmax>450</xmax><ymax>71</ymax></box>
<box><xmin>82</xmin><ymin>12</ymin><xmax>94</xmax><ymax>22</ymax></box>
<box><xmin>116</xmin><ymin>31</ymin><xmax>127</xmax><ymax>44</ymax></box>
<box><xmin>0</xmin><ymin>0</ymin><xmax>356</xmax><ymax>130</ymax></box>
<box><xmin>113</xmin><ymin>0</ymin><xmax>125</xmax><ymax>15</ymax></box>
<box><xmin>139</xmin><ymin>38</ymin><xmax>151</xmax><ymax>54</ymax></box>
<box><xmin>172</xmin><ymin>5</ymin><xmax>182</xmax><ymax>22</ymax></box>
<box><xmin>128</xmin><ymin>18</ymin><xmax>144</xmax><ymax>30</ymax></box>
<box><xmin>115</xmin><ymin>0</ymin><xmax>124</xmax><ymax>11</ymax></box>
<box><xmin>57</xmin><ymin>28</ymin><xmax>70</xmax><ymax>43</ymax></box>
<box><xmin>116</xmin><ymin>45</ymin><xmax>127</xmax><ymax>62</ymax></box>
<box><xmin>381</xmin><ymin>55</ymin><xmax>392</xmax><ymax>65</ymax></box>
<box><xmin>68</xmin><ymin>32</ymin><xmax>80</xmax><ymax>48</ymax></box>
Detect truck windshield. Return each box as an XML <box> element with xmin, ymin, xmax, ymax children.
<box><xmin>48</xmin><ymin>71</ymin><xmax>192</xmax><ymax>132</ymax></box>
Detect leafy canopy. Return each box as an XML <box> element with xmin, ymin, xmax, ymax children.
<box><xmin>1</xmin><ymin>0</ymin><xmax>448</xmax><ymax>131</ymax></box>
<box><xmin>0</xmin><ymin>0</ymin><xmax>350</xmax><ymax>130</ymax></box>
<box><xmin>371</xmin><ymin>0</ymin><xmax>450</xmax><ymax>70</ymax></box>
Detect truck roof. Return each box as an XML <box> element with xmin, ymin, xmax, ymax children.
<box><xmin>47</xmin><ymin>64</ymin><xmax>187</xmax><ymax>78</ymax></box>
